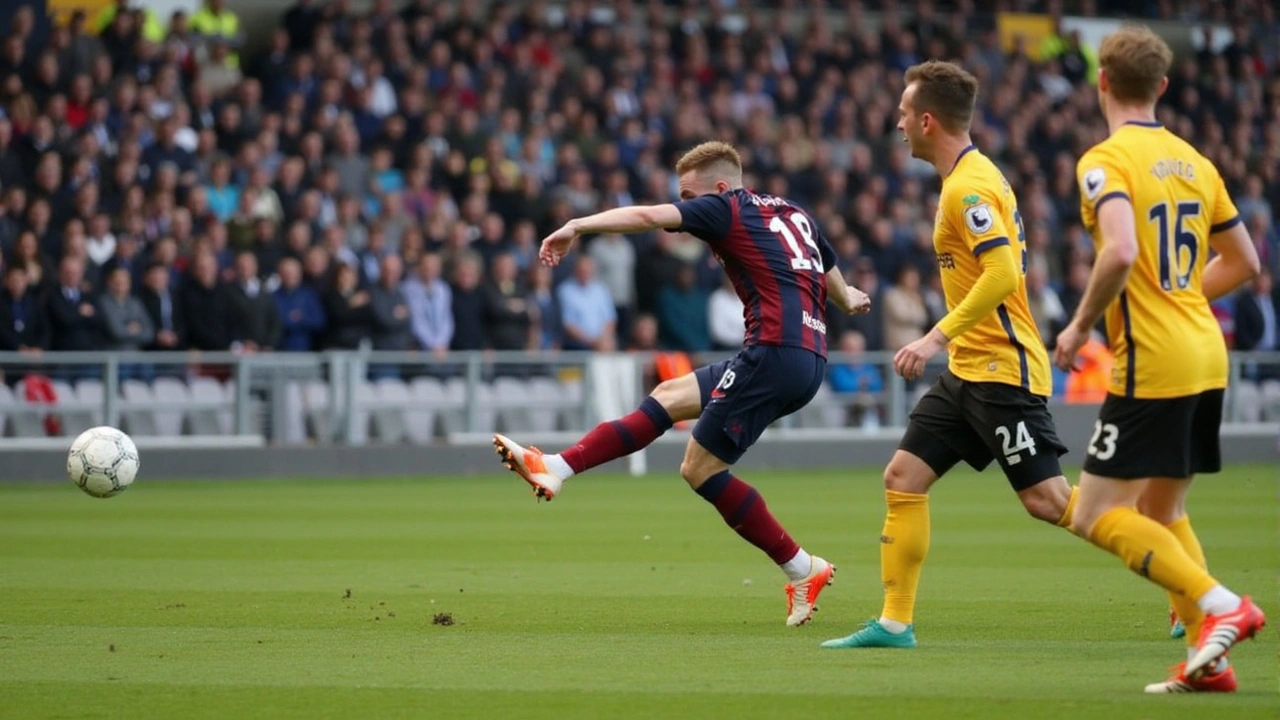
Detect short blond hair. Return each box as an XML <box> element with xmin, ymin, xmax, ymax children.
<box><xmin>674</xmin><ymin>141</ymin><xmax>743</xmax><ymax>179</ymax></box>
<box><xmin>903</xmin><ymin>61</ymin><xmax>979</xmax><ymax>132</ymax></box>
<box><xmin>1099</xmin><ymin>24</ymin><xmax>1172</xmax><ymax>104</ymax></box>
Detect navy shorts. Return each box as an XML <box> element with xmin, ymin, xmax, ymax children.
<box><xmin>691</xmin><ymin>345</ymin><xmax>827</xmax><ymax>464</ymax></box>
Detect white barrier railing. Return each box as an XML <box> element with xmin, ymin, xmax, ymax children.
<box><xmin>0</xmin><ymin>349</ymin><xmax>1277</xmax><ymax>446</ymax></box>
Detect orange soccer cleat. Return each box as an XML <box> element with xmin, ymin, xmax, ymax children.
<box><xmin>1187</xmin><ymin>596</ymin><xmax>1266</xmax><ymax>679</ymax></box>
<box><xmin>493</xmin><ymin>433</ymin><xmax>565</xmax><ymax>501</ymax></box>
<box><xmin>784</xmin><ymin>556</ymin><xmax>835</xmax><ymax>627</ymax></box>
<box><xmin>1144</xmin><ymin>662</ymin><xmax>1237</xmax><ymax>693</ymax></box>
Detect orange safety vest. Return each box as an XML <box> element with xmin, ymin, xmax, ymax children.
<box><xmin>1065</xmin><ymin>338</ymin><xmax>1113</xmax><ymax>404</ymax></box>
<box><xmin>653</xmin><ymin>352</ymin><xmax>693</xmax><ymax>382</ymax></box>
<box><xmin>653</xmin><ymin>352</ymin><xmax>694</xmax><ymax>428</ymax></box>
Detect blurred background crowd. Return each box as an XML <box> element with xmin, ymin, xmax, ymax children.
<box><xmin>0</xmin><ymin>0</ymin><xmax>1276</xmax><ymax>391</ymax></box>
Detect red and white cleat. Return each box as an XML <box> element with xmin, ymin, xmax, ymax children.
<box><xmin>493</xmin><ymin>434</ymin><xmax>564</xmax><ymax>501</ymax></box>
<box><xmin>1187</xmin><ymin>596</ymin><xmax>1266</xmax><ymax>679</ymax></box>
<box><xmin>1144</xmin><ymin>662</ymin><xmax>1237</xmax><ymax>693</ymax></box>
<box><xmin>784</xmin><ymin>556</ymin><xmax>835</xmax><ymax>627</ymax></box>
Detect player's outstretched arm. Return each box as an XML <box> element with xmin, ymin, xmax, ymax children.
<box><xmin>1054</xmin><ymin>197</ymin><xmax>1138</xmax><ymax>370</ymax></box>
<box><xmin>824</xmin><ymin>266</ymin><xmax>872</xmax><ymax>315</ymax></box>
<box><xmin>1202</xmin><ymin>222</ymin><xmax>1261</xmax><ymax>302</ymax></box>
<box><xmin>539</xmin><ymin>205</ymin><xmax>683</xmax><ymax>267</ymax></box>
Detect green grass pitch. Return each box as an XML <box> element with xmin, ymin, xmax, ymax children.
<box><xmin>0</xmin><ymin>464</ymin><xmax>1275</xmax><ymax>719</ymax></box>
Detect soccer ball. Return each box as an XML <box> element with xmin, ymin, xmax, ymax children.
<box><xmin>67</xmin><ymin>426</ymin><xmax>139</xmax><ymax>498</ymax></box>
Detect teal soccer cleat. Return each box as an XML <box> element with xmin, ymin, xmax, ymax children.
<box><xmin>820</xmin><ymin>619</ymin><xmax>918</xmax><ymax>649</ymax></box>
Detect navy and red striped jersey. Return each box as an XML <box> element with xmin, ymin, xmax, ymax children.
<box><xmin>673</xmin><ymin>188</ymin><xmax>837</xmax><ymax>357</ymax></box>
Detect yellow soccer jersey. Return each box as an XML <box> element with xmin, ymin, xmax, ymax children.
<box><xmin>935</xmin><ymin>146</ymin><xmax>1052</xmax><ymax>396</ymax></box>
<box><xmin>1077</xmin><ymin>122</ymin><xmax>1240</xmax><ymax>399</ymax></box>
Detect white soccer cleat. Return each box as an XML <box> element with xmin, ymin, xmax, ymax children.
<box><xmin>493</xmin><ymin>434</ymin><xmax>564</xmax><ymax>501</ymax></box>
<box><xmin>784</xmin><ymin>556</ymin><xmax>835</xmax><ymax>627</ymax></box>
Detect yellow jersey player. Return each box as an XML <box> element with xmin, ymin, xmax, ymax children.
<box><xmin>1054</xmin><ymin>25</ymin><xmax>1264</xmax><ymax>693</ymax></box>
<box><xmin>822</xmin><ymin>61</ymin><xmax>1077</xmax><ymax>650</ymax></box>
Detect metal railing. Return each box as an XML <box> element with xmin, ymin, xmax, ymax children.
<box><xmin>0</xmin><ymin>349</ymin><xmax>1277</xmax><ymax>446</ymax></box>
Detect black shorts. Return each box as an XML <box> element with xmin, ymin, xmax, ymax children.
<box><xmin>691</xmin><ymin>345</ymin><xmax>826</xmax><ymax>464</ymax></box>
<box><xmin>899</xmin><ymin>370</ymin><xmax>1067</xmax><ymax>491</ymax></box>
<box><xmin>1081</xmin><ymin>390</ymin><xmax>1223</xmax><ymax>479</ymax></box>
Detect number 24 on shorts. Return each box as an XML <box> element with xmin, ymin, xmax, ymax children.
<box><xmin>995</xmin><ymin>421</ymin><xmax>1037</xmax><ymax>465</ymax></box>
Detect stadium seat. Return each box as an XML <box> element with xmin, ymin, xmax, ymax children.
<box><xmin>151</xmin><ymin>377</ymin><xmax>189</xmax><ymax>436</ymax></box>
<box><xmin>1233</xmin><ymin>380</ymin><xmax>1262</xmax><ymax>422</ymax></box>
<box><xmin>120</xmin><ymin>379</ymin><xmax>158</xmax><ymax>437</ymax></box>
<box><xmin>493</xmin><ymin>377</ymin><xmax>534</xmax><ymax>432</ymax></box>
<box><xmin>189</xmin><ymin>377</ymin><xmax>231</xmax><ymax>435</ymax></box>
<box><xmin>526</xmin><ymin>377</ymin><xmax>566</xmax><ymax>431</ymax></box>
<box><xmin>404</xmin><ymin>377</ymin><xmax>442</xmax><ymax>442</ymax></box>
<box><xmin>796</xmin><ymin>382</ymin><xmax>849</xmax><ymax>429</ymax></box>
<box><xmin>6</xmin><ymin>379</ymin><xmax>48</xmax><ymax>438</ymax></box>
<box><xmin>369</xmin><ymin>378</ymin><xmax>408</xmax><ymax>444</ymax></box>
<box><xmin>300</xmin><ymin>379</ymin><xmax>332</xmax><ymax>442</ymax></box>
<box><xmin>63</xmin><ymin>379</ymin><xmax>101</xmax><ymax>436</ymax></box>
<box><xmin>0</xmin><ymin>383</ymin><xmax>12</xmax><ymax>436</ymax></box>
<box><xmin>1263</xmin><ymin>380</ymin><xmax>1280</xmax><ymax>421</ymax></box>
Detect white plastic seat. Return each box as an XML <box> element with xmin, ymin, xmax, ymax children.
<box><xmin>150</xmin><ymin>377</ymin><xmax>188</xmax><ymax>436</ymax></box>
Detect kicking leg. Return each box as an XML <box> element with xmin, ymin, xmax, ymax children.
<box><xmin>1071</xmin><ymin>472</ymin><xmax>1264</xmax><ymax>678</ymax></box>
<box><xmin>1137</xmin><ymin>477</ymin><xmax>1238</xmax><ymax>693</ymax></box>
<box><xmin>494</xmin><ymin>372</ymin><xmax>703</xmax><ymax>500</ymax></box>
<box><xmin>680</xmin><ymin>436</ymin><xmax>833</xmax><ymax>627</ymax></box>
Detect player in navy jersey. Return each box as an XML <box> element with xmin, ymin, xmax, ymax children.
<box><xmin>494</xmin><ymin>141</ymin><xmax>872</xmax><ymax>626</ymax></box>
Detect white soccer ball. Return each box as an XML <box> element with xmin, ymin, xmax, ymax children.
<box><xmin>67</xmin><ymin>426</ymin><xmax>139</xmax><ymax>498</ymax></box>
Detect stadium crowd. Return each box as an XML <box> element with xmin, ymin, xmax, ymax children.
<box><xmin>0</xmin><ymin>0</ymin><xmax>1276</xmax><ymax>381</ymax></box>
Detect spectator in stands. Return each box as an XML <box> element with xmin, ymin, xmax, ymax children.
<box><xmin>368</xmin><ymin>253</ymin><xmax>412</xmax><ymax>352</ymax></box>
<box><xmin>846</xmin><ymin>259</ymin><xmax>884</xmax><ymax>351</ymax></box>
<box><xmin>0</xmin><ymin>263</ymin><xmax>47</xmax><ymax>353</ymax></box>
<box><xmin>139</xmin><ymin>261</ymin><xmax>185</xmax><ymax>351</ymax></box>
<box><xmin>587</xmin><ymin>233</ymin><xmax>635</xmax><ymax>342</ymax></box>
<box><xmin>881</xmin><ymin>264</ymin><xmax>928</xmax><ymax>351</ymax></box>
<box><xmin>403</xmin><ymin>252</ymin><xmax>452</xmax><ymax>356</ymax></box>
<box><xmin>99</xmin><ymin>265</ymin><xmax>154</xmax><ymax>354</ymax></box>
<box><xmin>481</xmin><ymin>253</ymin><xmax>535</xmax><ymax>352</ymax></box>
<box><xmin>657</xmin><ymin>263</ymin><xmax>710</xmax><ymax>353</ymax></box>
<box><xmin>1234</xmin><ymin>269</ymin><xmax>1279</xmax><ymax>380</ymax></box>
<box><xmin>708</xmin><ymin>273</ymin><xmax>745</xmax><ymax>351</ymax></box>
<box><xmin>528</xmin><ymin>263</ymin><xmax>561</xmax><ymax>350</ymax></box>
<box><xmin>1026</xmin><ymin>261</ymin><xmax>1067</xmax><ymax>348</ymax></box>
<box><xmin>321</xmin><ymin>262</ymin><xmax>372</xmax><ymax>350</ymax></box>
<box><xmin>227</xmin><ymin>251</ymin><xmax>280</xmax><ymax>353</ymax></box>
<box><xmin>827</xmin><ymin>330</ymin><xmax>884</xmax><ymax>430</ymax></box>
<box><xmin>9</xmin><ymin>230</ymin><xmax>52</xmax><ymax>296</ymax></box>
<box><xmin>557</xmin><ymin>254</ymin><xmax>615</xmax><ymax>352</ymax></box>
<box><xmin>47</xmin><ymin>256</ymin><xmax>101</xmax><ymax>353</ymax></box>
<box><xmin>448</xmin><ymin>253</ymin><xmax>486</xmax><ymax>351</ymax></box>
<box><xmin>273</xmin><ymin>256</ymin><xmax>325</xmax><ymax>352</ymax></box>
<box><xmin>180</xmin><ymin>251</ymin><xmax>232</xmax><ymax>351</ymax></box>
<box><xmin>629</xmin><ymin>313</ymin><xmax>659</xmax><ymax>352</ymax></box>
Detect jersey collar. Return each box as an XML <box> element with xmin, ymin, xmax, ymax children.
<box><xmin>1121</xmin><ymin>120</ymin><xmax>1163</xmax><ymax>128</ymax></box>
<box><xmin>948</xmin><ymin>144</ymin><xmax>978</xmax><ymax>177</ymax></box>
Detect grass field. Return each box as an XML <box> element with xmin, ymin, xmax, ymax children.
<box><xmin>0</xmin><ymin>464</ymin><xmax>1275</xmax><ymax>719</ymax></box>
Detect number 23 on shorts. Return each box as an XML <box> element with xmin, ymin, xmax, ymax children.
<box><xmin>1088</xmin><ymin>420</ymin><xmax>1119</xmax><ymax>461</ymax></box>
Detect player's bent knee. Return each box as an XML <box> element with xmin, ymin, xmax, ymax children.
<box><xmin>882</xmin><ymin>453</ymin><xmax>935</xmax><ymax>494</ymax></box>
<box><xmin>679</xmin><ymin>441</ymin><xmax>729</xmax><ymax>490</ymax></box>
<box><xmin>652</xmin><ymin>376</ymin><xmax>699</xmax><ymax>422</ymax></box>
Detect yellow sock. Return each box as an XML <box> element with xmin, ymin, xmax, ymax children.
<box><xmin>880</xmin><ymin>490</ymin><xmax>930</xmax><ymax>626</ymax></box>
<box><xmin>1166</xmin><ymin>515</ymin><xmax>1209</xmax><ymax>645</ymax></box>
<box><xmin>1088</xmin><ymin>507</ymin><xmax>1218</xmax><ymax>602</ymax></box>
<box><xmin>1056</xmin><ymin>486</ymin><xmax>1079</xmax><ymax>532</ymax></box>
